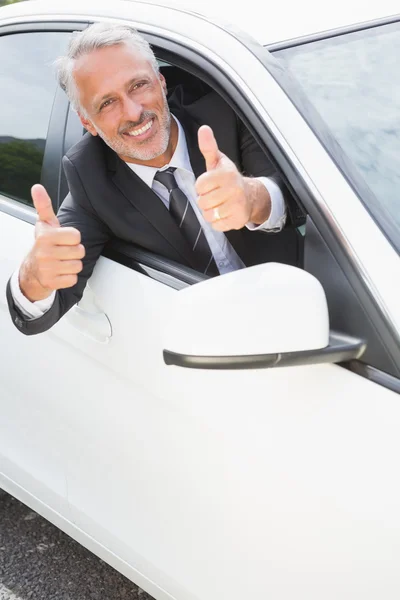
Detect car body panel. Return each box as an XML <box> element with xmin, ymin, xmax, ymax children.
<box><xmin>0</xmin><ymin>3</ymin><xmax>400</xmax><ymax>600</ymax></box>
<box><xmin>1</xmin><ymin>0</ymin><xmax>399</xmax><ymax>45</ymax></box>
<box><xmin>1</xmin><ymin>213</ymin><xmax>399</xmax><ymax>600</ymax></box>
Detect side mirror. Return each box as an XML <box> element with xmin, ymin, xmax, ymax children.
<box><xmin>163</xmin><ymin>263</ymin><xmax>366</xmax><ymax>369</ymax></box>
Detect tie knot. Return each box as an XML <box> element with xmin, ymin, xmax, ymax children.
<box><xmin>154</xmin><ymin>167</ymin><xmax>177</xmax><ymax>192</ymax></box>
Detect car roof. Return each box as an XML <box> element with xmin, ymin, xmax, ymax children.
<box><xmin>0</xmin><ymin>0</ymin><xmax>399</xmax><ymax>46</ymax></box>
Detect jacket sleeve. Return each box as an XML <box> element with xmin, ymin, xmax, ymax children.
<box><xmin>7</xmin><ymin>156</ymin><xmax>111</xmax><ymax>336</ymax></box>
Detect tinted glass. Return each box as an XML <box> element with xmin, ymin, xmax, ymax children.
<box><xmin>0</xmin><ymin>32</ymin><xmax>70</xmax><ymax>206</ymax></box>
<box><xmin>275</xmin><ymin>22</ymin><xmax>400</xmax><ymax>252</ymax></box>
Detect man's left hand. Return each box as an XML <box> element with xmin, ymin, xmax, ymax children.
<box><xmin>195</xmin><ymin>125</ymin><xmax>272</xmax><ymax>231</ymax></box>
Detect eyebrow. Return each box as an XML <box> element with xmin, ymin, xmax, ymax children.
<box><xmin>93</xmin><ymin>74</ymin><xmax>151</xmax><ymax>111</ymax></box>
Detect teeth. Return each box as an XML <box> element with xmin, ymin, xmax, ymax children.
<box><xmin>128</xmin><ymin>120</ymin><xmax>153</xmax><ymax>137</ymax></box>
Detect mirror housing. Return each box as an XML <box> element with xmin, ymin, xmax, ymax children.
<box><xmin>163</xmin><ymin>263</ymin><xmax>366</xmax><ymax>369</ymax></box>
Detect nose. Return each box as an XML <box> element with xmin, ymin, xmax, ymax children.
<box><xmin>121</xmin><ymin>94</ymin><xmax>142</xmax><ymax>123</ymax></box>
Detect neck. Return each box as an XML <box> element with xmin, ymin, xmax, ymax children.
<box><xmin>120</xmin><ymin>118</ymin><xmax>179</xmax><ymax>168</ymax></box>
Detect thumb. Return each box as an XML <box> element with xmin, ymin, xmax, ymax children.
<box><xmin>31</xmin><ymin>184</ymin><xmax>59</xmax><ymax>227</ymax></box>
<box><xmin>198</xmin><ymin>125</ymin><xmax>222</xmax><ymax>171</ymax></box>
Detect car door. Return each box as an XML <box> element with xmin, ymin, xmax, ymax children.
<box><xmin>56</xmin><ymin>14</ymin><xmax>399</xmax><ymax>600</ymax></box>
<box><xmin>0</xmin><ymin>26</ymin><xmax>80</xmax><ymax>515</ymax></box>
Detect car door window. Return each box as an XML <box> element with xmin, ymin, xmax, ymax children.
<box><xmin>0</xmin><ymin>31</ymin><xmax>71</xmax><ymax>206</ymax></box>
<box><xmin>275</xmin><ymin>22</ymin><xmax>400</xmax><ymax>254</ymax></box>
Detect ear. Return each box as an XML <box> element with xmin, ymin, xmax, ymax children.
<box><xmin>78</xmin><ymin>112</ymin><xmax>98</xmax><ymax>136</ymax></box>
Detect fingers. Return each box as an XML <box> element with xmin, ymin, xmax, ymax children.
<box><xmin>33</xmin><ymin>259</ymin><xmax>82</xmax><ymax>291</ymax></box>
<box><xmin>200</xmin><ymin>186</ymin><xmax>251</xmax><ymax>231</ymax></box>
<box><xmin>195</xmin><ymin>141</ymin><xmax>249</xmax><ymax>231</ymax></box>
<box><xmin>197</xmin><ymin>172</ymin><xmax>246</xmax><ymax>213</ymax></box>
<box><xmin>196</xmin><ymin>168</ymin><xmax>230</xmax><ymax>197</ymax></box>
<box><xmin>40</xmin><ymin>259</ymin><xmax>83</xmax><ymax>276</ymax></box>
<box><xmin>20</xmin><ymin>206</ymin><xmax>83</xmax><ymax>299</ymax></box>
<box><xmin>36</xmin><ymin>226</ymin><xmax>81</xmax><ymax>246</ymax></box>
<box><xmin>52</xmin><ymin>274</ymin><xmax>79</xmax><ymax>290</ymax></box>
<box><xmin>206</xmin><ymin>213</ymin><xmax>244</xmax><ymax>232</ymax></box>
<box><xmin>202</xmin><ymin>202</ymin><xmax>240</xmax><ymax>228</ymax></box>
<box><xmin>198</xmin><ymin>125</ymin><xmax>223</xmax><ymax>171</ymax></box>
<box><xmin>202</xmin><ymin>202</ymin><xmax>229</xmax><ymax>223</ymax></box>
<box><xmin>197</xmin><ymin>188</ymin><xmax>225</xmax><ymax>212</ymax></box>
<box><xmin>58</xmin><ymin>260</ymin><xmax>83</xmax><ymax>275</ymax></box>
<box><xmin>25</xmin><ymin>224</ymin><xmax>84</xmax><ymax>295</ymax></box>
<box><xmin>32</xmin><ymin>184</ymin><xmax>59</xmax><ymax>227</ymax></box>
<box><xmin>207</xmin><ymin>217</ymin><xmax>231</xmax><ymax>232</ymax></box>
<box><xmin>45</xmin><ymin>244</ymin><xmax>86</xmax><ymax>261</ymax></box>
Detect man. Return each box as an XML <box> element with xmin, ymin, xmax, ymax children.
<box><xmin>7</xmin><ymin>22</ymin><xmax>301</xmax><ymax>336</ymax></box>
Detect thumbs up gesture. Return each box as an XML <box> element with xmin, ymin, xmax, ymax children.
<box><xmin>195</xmin><ymin>125</ymin><xmax>271</xmax><ymax>231</ymax></box>
<box><xmin>19</xmin><ymin>185</ymin><xmax>85</xmax><ymax>302</ymax></box>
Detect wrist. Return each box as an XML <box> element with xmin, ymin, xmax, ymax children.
<box><xmin>243</xmin><ymin>177</ymin><xmax>272</xmax><ymax>225</ymax></box>
<box><xmin>19</xmin><ymin>261</ymin><xmax>52</xmax><ymax>302</ymax></box>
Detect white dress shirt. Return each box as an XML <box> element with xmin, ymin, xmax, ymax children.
<box><xmin>11</xmin><ymin>116</ymin><xmax>286</xmax><ymax>319</ymax></box>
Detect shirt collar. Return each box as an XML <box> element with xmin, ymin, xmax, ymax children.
<box><xmin>125</xmin><ymin>116</ymin><xmax>192</xmax><ymax>188</ymax></box>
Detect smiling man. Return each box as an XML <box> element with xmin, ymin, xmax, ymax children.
<box><xmin>7</xmin><ymin>22</ymin><xmax>300</xmax><ymax>335</ymax></box>
<box><xmin>79</xmin><ymin>43</ymin><xmax>175</xmax><ymax>164</ymax></box>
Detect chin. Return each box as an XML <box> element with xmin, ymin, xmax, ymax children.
<box><xmin>129</xmin><ymin>139</ymin><xmax>169</xmax><ymax>161</ymax></box>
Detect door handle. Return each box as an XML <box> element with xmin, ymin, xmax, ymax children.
<box><xmin>66</xmin><ymin>286</ymin><xmax>112</xmax><ymax>343</ymax></box>
<box><xmin>67</xmin><ymin>306</ymin><xmax>112</xmax><ymax>343</ymax></box>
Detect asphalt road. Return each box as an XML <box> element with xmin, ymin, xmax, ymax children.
<box><xmin>0</xmin><ymin>490</ymin><xmax>155</xmax><ymax>600</ymax></box>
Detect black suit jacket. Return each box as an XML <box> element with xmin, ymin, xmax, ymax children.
<box><xmin>7</xmin><ymin>85</ymin><xmax>301</xmax><ymax>335</ymax></box>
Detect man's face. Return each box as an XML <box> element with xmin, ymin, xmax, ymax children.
<box><xmin>74</xmin><ymin>44</ymin><xmax>171</xmax><ymax>163</ymax></box>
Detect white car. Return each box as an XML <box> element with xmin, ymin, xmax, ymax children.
<box><xmin>0</xmin><ymin>1</ymin><xmax>399</xmax><ymax>599</ymax></box>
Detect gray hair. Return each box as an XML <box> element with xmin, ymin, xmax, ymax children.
<box><xmin>54</xmin><ymin>22</ymin><xmax>159</xmax><ymax>114</ymax></box>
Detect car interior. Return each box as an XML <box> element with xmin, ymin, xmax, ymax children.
<box><xmin>56</xmin><ymin>57</ymin><xmax>307</xmax><ymax>286</ymax></box>
<box><xmin>51</xmin><ymin>54</ymin><xmax>399</xmax><ymax>379</ymax></box>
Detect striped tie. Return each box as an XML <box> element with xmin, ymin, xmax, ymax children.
<box><xmin>154</xmin><ymin>167</ymin><xmax>218</xmax><ymax>276</ymax></box>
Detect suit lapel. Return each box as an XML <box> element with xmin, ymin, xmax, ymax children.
<box><xmin>171</xmin><ymin>106</ymin><xmax>206</xmax><ymax>179</ymax></box>
<box><xmin>104</xmin><ymin>108</ymin><xmax>249</xmax><ymax>270</ymax></box>
<box><xmin>107</xmin><ymin>146</ymin><xmax>198</xmax><ymax>269</ymax></box>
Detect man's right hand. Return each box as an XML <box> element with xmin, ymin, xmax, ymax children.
<box><xmin>19</xmin><ymin>185</ymin><xmax>85</xmax><ymax>302</ymax></box>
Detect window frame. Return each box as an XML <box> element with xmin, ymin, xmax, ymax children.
<box><xmin>270</xmin><ymin>19</ymin><xmax>400</xmax><ymax>256</ymax></box>
<box><xmin>0</xmin><ymin>17</ymin><xmax>398</xmax><ymax>390</ymax></box>
<box><xmin>59</xmin><ymin>23</ymin><xmax>400</xmax><ymax>387</ymax></box>
<box><xmin>0</xmin><ymin>21</ymin><xmax>88</xmax><ymax>219</ymax></box>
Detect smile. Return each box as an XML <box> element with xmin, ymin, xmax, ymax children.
<box><xmin>126</xmin><ymin>119</ymin><xmax>154</xmax><ymax>137</ymax></box>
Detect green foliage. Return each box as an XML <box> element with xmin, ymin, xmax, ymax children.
<box><xmin>0</xmin><ymin>0</ymin><xmax>27</xmax><ymax>6</ymax></box>
<box><xmin>0</xmin><ymin>139</ymin><xmax>43</xmax><ymax>205</ymax></box>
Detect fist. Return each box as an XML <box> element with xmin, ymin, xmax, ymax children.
<box><xmin>19</xmin><ymin>185</ymin><xmax>85</xmax><ymax>302</ymax></box>
<box><xmin>196</xmin><ymin>126</ymin><xmax>252</xmax><ymax>231</ymax></box>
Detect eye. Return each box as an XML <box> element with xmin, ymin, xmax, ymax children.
<box><xmin>132</xmin><ymin>81</ymin><xmax>147</xmax><ymax>91</ymax></box>
<box><xmin>100</xmin><ymin>98</ymin><xmax>114</xmax><ymax>111</ymax></box>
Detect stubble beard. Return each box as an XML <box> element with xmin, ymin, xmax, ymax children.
<box><xmin>93</xmin><ymin>88</ymin><xmax>171</xmax><ymax>161</ymax></box>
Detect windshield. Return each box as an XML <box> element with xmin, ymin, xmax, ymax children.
<box><xmin>274</xmin><ymin>21</ymin><xmax>400</xmax><ymax>253</ymax></box>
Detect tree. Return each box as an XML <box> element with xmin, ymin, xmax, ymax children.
<box><xmin>0</xmin><ymin>139</ymin><xmax>43</xmax><ymax>205</ymax></box>
<box><xmin>0</xmin><ymin>0</ymin><xmax>27</xmax><ymax>6</ymax></box>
